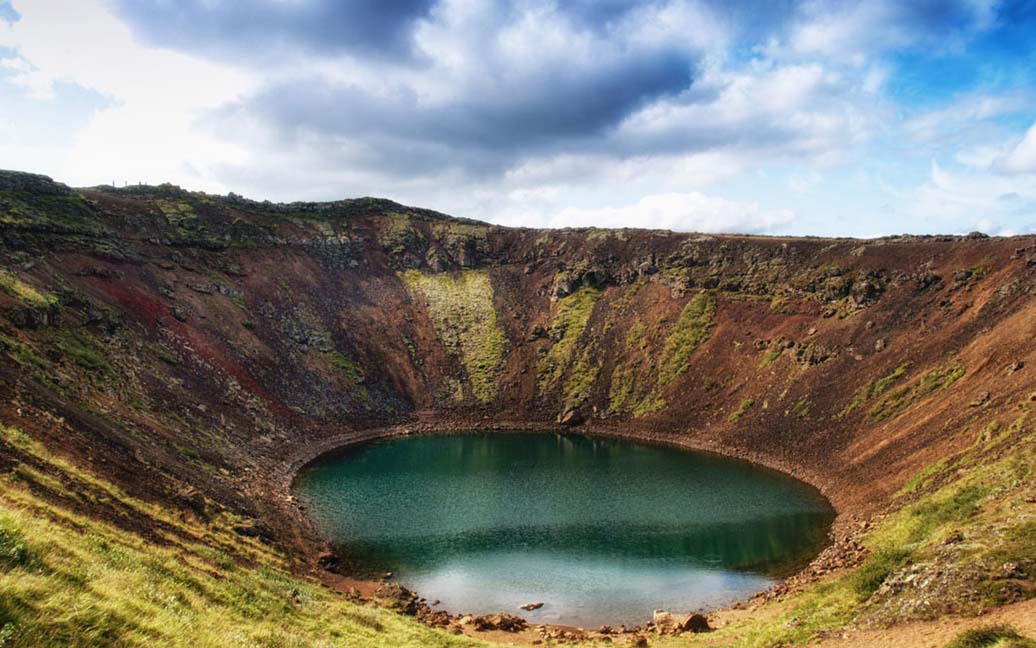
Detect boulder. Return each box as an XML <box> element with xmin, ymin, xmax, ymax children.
<box><xmin>556</xmin><ymin>408</ymin><xmax>584</xmax><ymax>426</ymax></box>
<box><xmin>677</xmin><ymin>613</ymin><xmax>711</xmax><ymax>633</ymax></box>
<box><xmin>471</xmin><ymin>613</ymin><xmax>527</xmax><ymax>632</ymax></box>
<box><xmin>652</xmin><ymin>610</ymin><xmax>674</xmax><ymax>631</ymax></box>
<box><xmin>316</xmin><ymin>551</ymin><xmax>340</xmax><ymax>570</ymax></box>
<box><xmin>373</xmin><ymin>583</ymin><xmax>420</xmax><ymax>616</ymax></box>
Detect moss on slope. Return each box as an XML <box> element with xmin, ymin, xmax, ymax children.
<box><xmin>402</xmin><ymin>270</ymin><xmax>508</xmax><ymax>402</ymax></box>
<box><xmin>657</xmin><ymin>292</ymin><xmax>716</xmax><ymax>388</ymax></box>
<box><xmin>538</xmin><ymin>287</ymin><xmax>601</xmax><ymax>396</ymax></box>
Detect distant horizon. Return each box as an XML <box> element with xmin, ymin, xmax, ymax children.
<box><xmin>1</xmin><ymin>1</ymin><xmax>1034</xmax><ymax>238</ymax></box>
<box><xmin>9</xmin><ymin>166</ymin><xmax>1032</xmax><ymax>241</ymax></box>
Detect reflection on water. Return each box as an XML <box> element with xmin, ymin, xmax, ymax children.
<box><xmin>295</xmin><ymin>432</ymin><xmax>834</xmax><ymax>627</ymax></box>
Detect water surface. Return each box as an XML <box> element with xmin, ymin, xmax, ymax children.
<box><xmin>295</xmin><ymin>432</ymin><xmax>833</xmax><ymax>627</ymax></box>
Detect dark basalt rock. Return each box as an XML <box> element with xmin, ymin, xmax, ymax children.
<box><xmin>678</xmin><ymin>613</ymin><xmax>711</xmax><ymax>633</ymax></box>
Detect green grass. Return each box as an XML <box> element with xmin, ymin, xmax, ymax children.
<box><xmin>328</xmin><ymin>351</ymin><xmax>365</xmax><ymax>385</ymax></box>
<box><xmin>607</xmin><ymin>293</ymin><xmax>715</xmax><ymax>416</ymax></box>
<box><xmin>608</xmin><ymin>318</ymin><xmax>666</xmax><ymax>416</ymax></box>
<box><xmin>850</xmin><ymin>547</ymin><xmax>912</xmax><ymax>599</ymax></box>
<box><xmin>562</xmin><ymin>350</ymin><xmax>600</xmax><ymax>410</ymax></box>
<box><xmin>757</xmin><ymin>348</ymin><xmax>781</xmax><ymax>368</ymax></box>
<box><xmin>657</xmin><ymin>292</ymin><xmax>716</xmax><ymax>387</ymax></box>
<box><xmin>538</xmin><ymin>287</ymin><xmax>601</xmax><ymax>394</ymax></box>
<box><xmin>945</xmin><ymin>625</ymin><xmax>1035</xmax><ymax>648</ymax></box>
<box><xmin>56</xmin><ymin>334</ymin><xmax>112</xmax><ymax>374</ymax></box>
<box><xmin>0</xmin><ymin>425</ymin><xmax>486</xmax><ymax>648</ymax></box>
<box><xmin>898</xmin><ymin>457</ymin><xmax>951</xmax><ymax>495</ymax></box>
<box><xmin>402</xmin><ymin>270</ymin><xmax>508</xmax><ymax>402</ymax></box>
<box><xmin>869</xmin><ymin>360</ymin><xmax>965</xmax><ymax>420</ymax></box>
<box><xmin>728</xmin><ymin>398</ymin><xmax>755</xmax><ymax>422</ymax></box>
<box><xmin>792</xmin><ymin>398</ymin><xmax>811</xmax><ymax>419</ymax></box>
<box><xmin>0</xmin><ymin>269</ymin><xmax>57</xmax><ymax>308</ymax></box>
<box><xmin>667</xmin><ymin>439</ymin><xmax>1036</xmax><ymax>647</ymax></box>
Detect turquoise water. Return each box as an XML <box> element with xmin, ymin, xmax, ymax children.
<box><xmin>294</xmin><ymin>432</ymin><xmax>834</xmax><ymax>627</ymax></box>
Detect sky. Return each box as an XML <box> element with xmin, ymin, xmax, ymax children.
<box><xmin>1</xmin><ymin>0</ymin><xmax>1034</xmax><ymax>237</ymax></box>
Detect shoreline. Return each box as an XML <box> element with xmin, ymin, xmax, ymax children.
<box><xmin>268</xmin><ymin>418</ymin><xmax>866</xmax><ymax>639</ymax></box>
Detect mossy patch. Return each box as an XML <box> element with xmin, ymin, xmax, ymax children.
<box><xmin>870</xmin><ymin>360</ymin><xmax>965</xmax><ymax>421</ymax></box>
<box><xmin>841</xmin><ymin>362</ymin><xmax>911</xmax><ymax>417</ymax></box>
<box><xmin>758</xmin><ymin>348</ymin><xmax>782</xmax><ymax>368</ymax></box>
<box><xmin>608</xmin><ymin>293</ymin><xmax>715</xmax><ymax>417</ymax></box>
<box><xmin>945</xmin><ymin>625</ymin><xmax>1035</xmax><ymax>648</ymax></box>
<box><xmin>380</xmin><ymin>214</ymin><xmax>426</xmax><ymax>256</ymax></box>
<box><xmin>538</xmin><ymin>287</ymin><xmax>601</xmax><ymax>395</ymax></box>
<box><xmin>562</xmin><ymin>350</ymin><xmax>599</xmax><ymax>410</ymax></box>
<box><xmin>608</xmin><ymin>318</ymin><xmax>665</xmax><ymax>416</ymax></box>
<box><xmin>728</xmin><ymin>398</ymin><xmax>755</xmax><ymax>422</ymax></box>
<box><xmin>56</xmin><ymin>334</ymin><xmax>112</xmax><ymax>375</ymax></box>
<box><xmin>403</xmin><ymin>270</ymin><xmax>508</xmax><ymax>402</ymax></box>
<box><xmin>657</xmin><ymin>291</ymin><xmax>716</xmax><ymax>387</ymax></box>
<box><xmin>0</xmin><ymin>270</ymin><xmax>57</xmax><ymax>309</ymax></box>
<box><xmin>325</xmin><ymin>351</ymin><xmax>370</xmax><ymax>401</ymax></box>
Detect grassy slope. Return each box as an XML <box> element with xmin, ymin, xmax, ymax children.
<box><xmin>0</xmin><ymin>425</ymin><xmax>485</xmax><ymax>648</ymax></box>
<box><xmin>659</xmin><ymin>412</ymin><xmax>1036</xmax><ymax>647</ymax></box>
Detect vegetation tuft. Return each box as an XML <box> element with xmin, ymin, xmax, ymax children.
<box><xmin>945</xmin><ymin>625</ymin><xmax>1034</xmax><ymax>648</ymax></box>
<box><xmin>729</xmin><ymin>398</ymin><xmax>755</xmax><ymax>422</ymax></box>
<box><xmin>869</xmin><ymin>360</ymin><xmax>965</xmax><ymax>420</ymax></box>
<box><xmin>0</xmin><ymin>270</ymin><xmax>57</xmax><ymax>308</ymax></box>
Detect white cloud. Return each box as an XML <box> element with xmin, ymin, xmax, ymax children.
<box><xmin>909</xmin><ymin>160</ymin><xmax>1036</xmax><ymax>232</ymax></box>
<box><xmin>544</xmin><ymin>192</ymin><xmax>796</xmax><ymax>233</ymax></box>
<box><xmin>995</xmin><ymin>123</ymin><xmax>1036</xmax><ymax>175</ymax></box>
<box><xmin>904</xmin><ymin>92</ymin><xmax>1031</xmax><ymax>143</ymax></box>
<box><xmin>0</xmin><ymin>0</ymin><xmax>253</xmax><ymax>190</ymax></box>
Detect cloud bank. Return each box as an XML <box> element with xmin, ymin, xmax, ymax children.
<box><xmin>1</xmin><ymin>0</ymin><xmax>1034</xmax><ymax>235</ymax></box>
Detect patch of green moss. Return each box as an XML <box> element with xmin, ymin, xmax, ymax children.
<box><xmin>608</xmin><ymin>318</ymin><xmax>664</xmax><ymax>416</ymax></box>
<box><xmin>380</xmin><ymin>214</ymin><xmax>426</xmax><ymax>255</ymax></box>
<box><xmin>841</xmin><ymin>362</ymin><xmax>911</xmax><ymax>417</ymax></box>
<box><xmin>632</xmin><ymin>394</ymin><xmax>666</xmax><ymax>417</ymax></box>
<box><xmin>919</xmin><ymin>360</ymin><xmax>967</xmax><ymax>393</ymax></box>
<box><xmin>562</xmin><ymin>350</ymin><xmax>599</xmax><ymax>410</ymax></box>
<box><xmin>0</xmin><ymin>270</ymin><xmax>57</xmax><ymax>308</ymax></box>
<box><xmin>155</xmin><ymin>199</ymin><xmax>196</xmax><ymax>223</ymax></box>
<box><xmin>758</xmin><ymin>348</ymin><xmax>782</xmax><ymax>368</ymax></box>
<box><xmin>403</xmin><ymin>270</ymin><xmax>508</xmax><ymax>402</ymax></box>
<box><xmin>850</xmin><ymin>547</ymin><xmax>912</xmax><ymax>599</ymax></box>
<box><xmin>945</xmin><ymin>625</ymin><xmax>1035</xmax><ymax>648</ymax></box>
<box><xmin>327</xmin><ymin>351</ymin><xmax>366</xmax><ymax>393</ymax></box>
<box><xmin>729</xmin><ymin>398</ymin><xmax>755</xmax><ymax>422</ymax></box>
<box><xmin>154</xmin><ymin>344</ymin><xmax>178</xmax><ymax>365</ymax></box>
<box><xmin>870</xmin><ymin>360</ymin><xmax>965</xmax><ymax>421</ymax></box>
<box><xmin>657</xmin><ymin>291</ymin><xmax>716</xmax><ymax>387</ymax></box>
<box><xmin>56</xmin><ymin>334</ymin><xmax>111</xmax><ymax>375</ymax></box>
<box><xmin>538</xmin><ymin>287</ymin><xmax>601</xmax><ymax>395</ymax></box>
<box><xmin>898</xmin><ymin>457</ymin><xmax>951</xmax><ymax>496</ymax></box>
